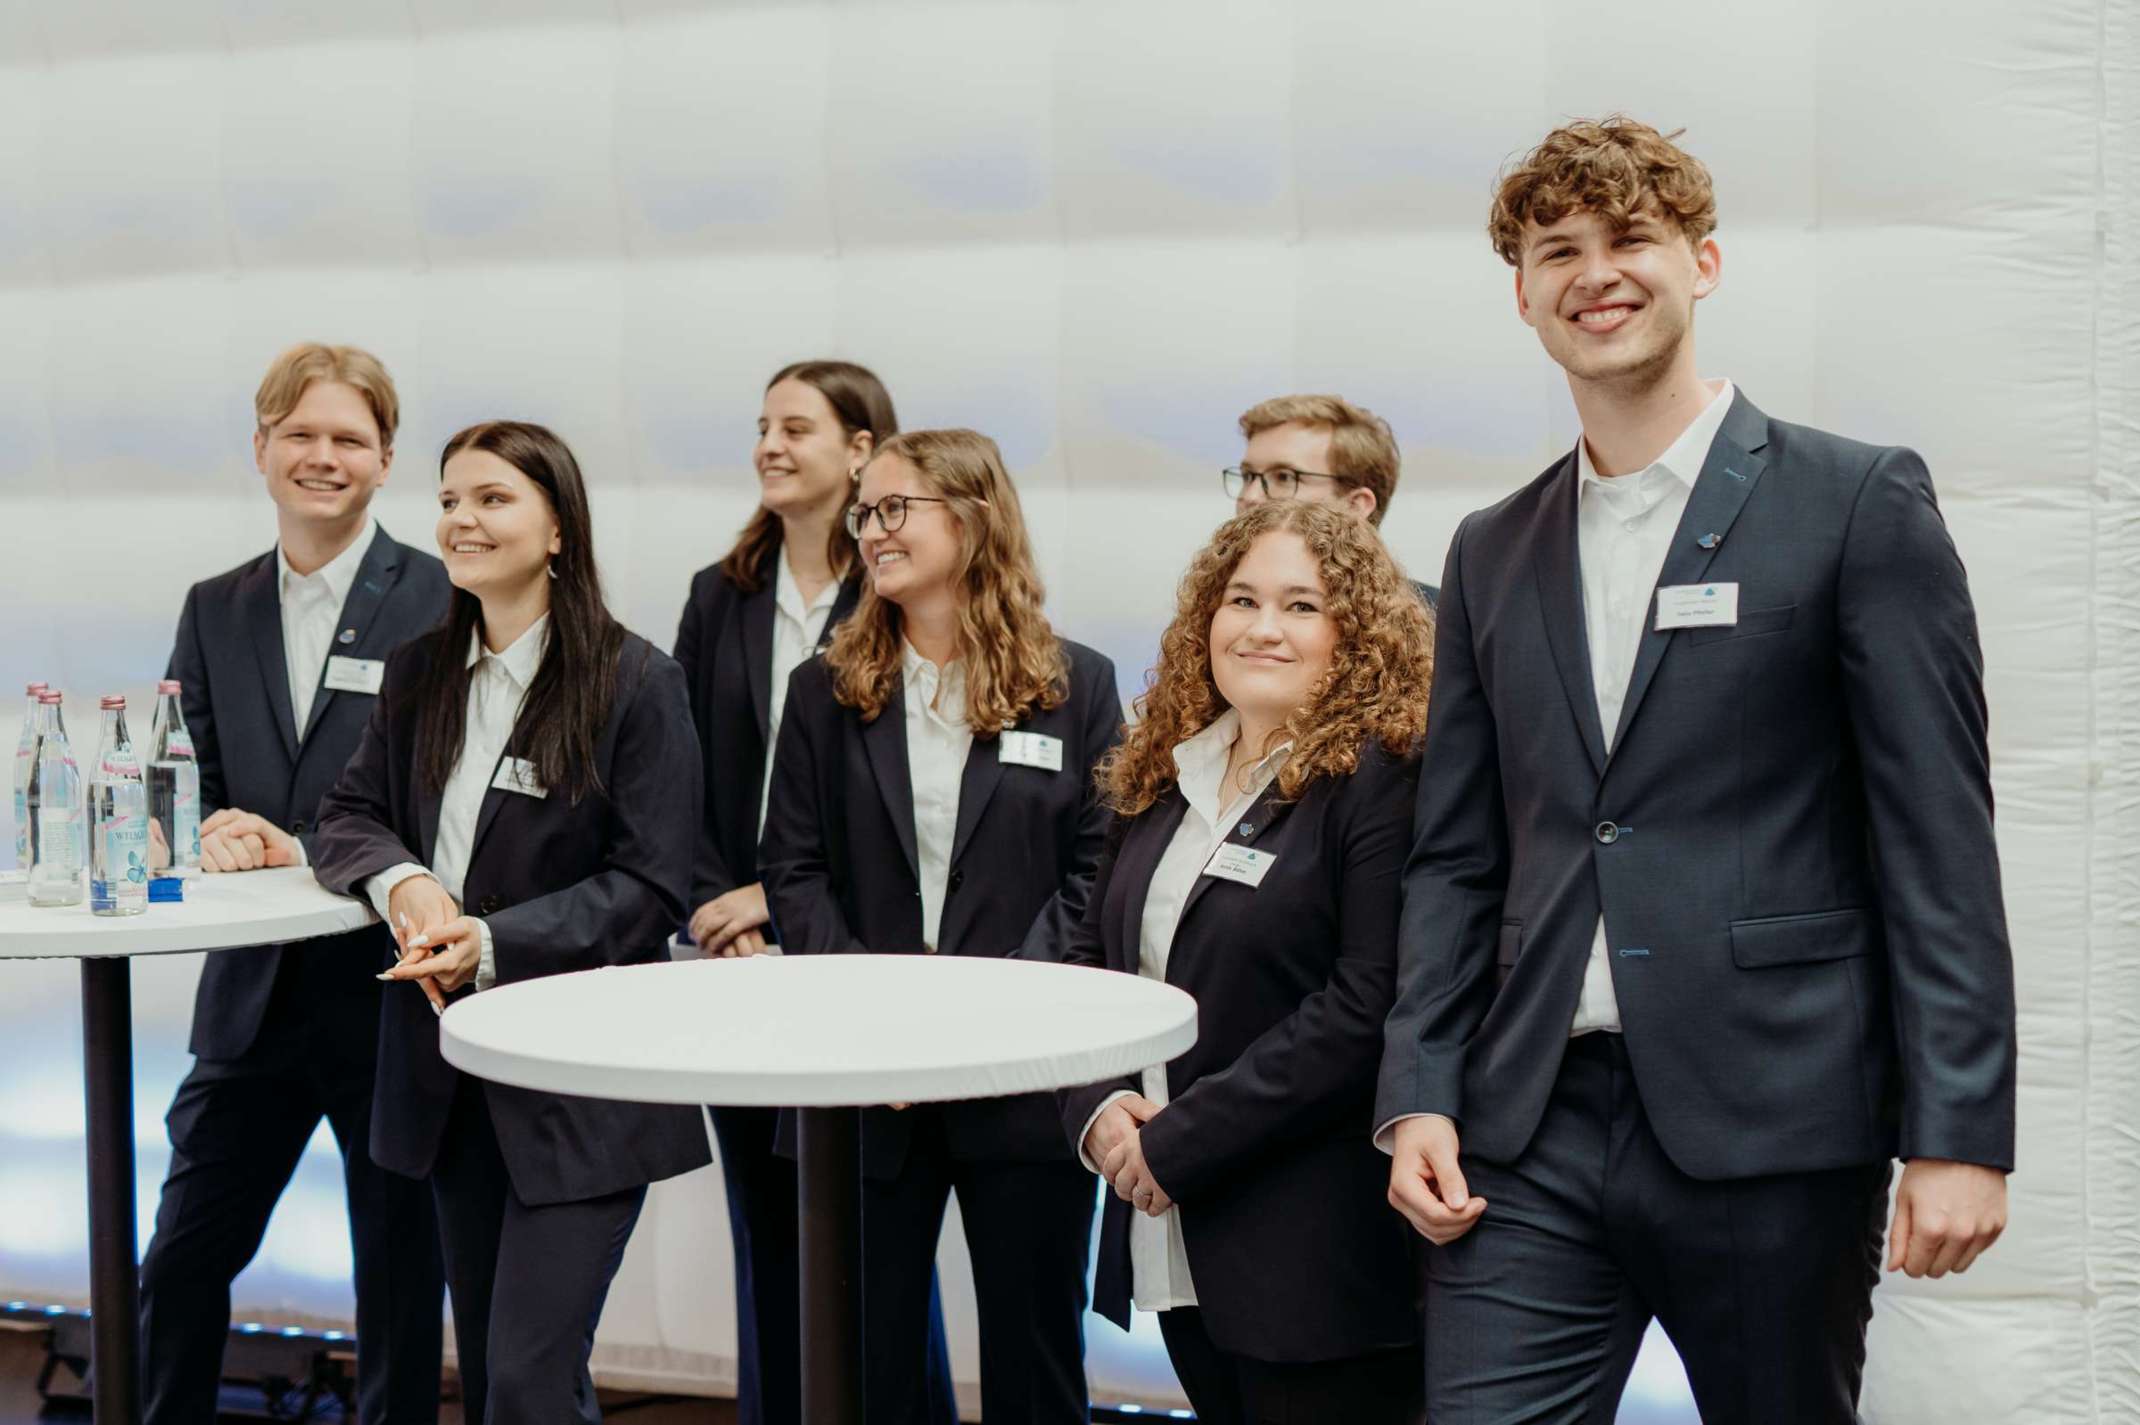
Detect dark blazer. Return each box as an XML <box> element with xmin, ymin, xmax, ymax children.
<box><xmin>672</xmin><ymin>547</ymin><xmax>862</xmax><ymax>907</ymax></box>
<box><xmin>1056</xmin><ymin>743</ymin><xmax>1422</xmax><ymax>1364</ymax></box>
<box><xmin>1376</xmin><ymin>390</ymin><xmax>2018</xmax><ymax>1181</ymax></box>
<box><xmin>760</xmin><ymin>639</ymin><xmax>1123</xmax><ymax>1179</ymax></box>
<box><xmin>166</xmin><ymin>526</ymin><xmax>451</xmax><ymax>1061</ymax></box>
<box><xmin>311</xmin><ymin>628</ymin><xmax>713</xmax><ymax>1206</ymax></box>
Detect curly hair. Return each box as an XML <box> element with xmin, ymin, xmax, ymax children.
<box><xmin>825</xmin><ymin>428</ymin><xmax>1068</xmax><ymax>735</ymax></box>
<box><xmin>1100</xmin><ymin>501</ymin><xmax>1433</xmax><ymax>816</ymax></box>
<box><xmin>1487</xmin><ymin>116</ymin><xmax>1717</xmax><ymax>267</ymax></box>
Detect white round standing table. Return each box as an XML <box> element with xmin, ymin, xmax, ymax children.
<box><xmin>0</xmin><ymin>867</ymin><xmax>372</xmax><ymax>1425</ymax></box>
<box><xmin>441</xmin><ymin>953</ymin><xmax>1197</xmax><ymax>1425</ymax></box>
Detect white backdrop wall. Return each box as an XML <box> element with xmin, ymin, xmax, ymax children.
<box><xmin>0</xmin><ymin>0</ymin><xmax>2133</xmax><ymax>1419</ymax></box>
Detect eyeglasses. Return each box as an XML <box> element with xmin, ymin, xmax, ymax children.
<box><xmin>1220</xmin><ymin>466</ymin><xmax>1357</xmax><ymax>501</ymax></box>
<box><xmin>845</xmin><ymin>494</ymin><xmax>949</xmax><ymax>539</ymax></box>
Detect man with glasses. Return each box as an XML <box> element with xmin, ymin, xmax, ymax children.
<box><xmin>1223</xmin><ymin>394</ymin><xmax>1436</xmax><ymax>606</ymax></box>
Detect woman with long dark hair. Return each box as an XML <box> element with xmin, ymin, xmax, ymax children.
<box><xmin>671</xmin><ymin>359</ymin><xmax>955</xmax><ymax>1424</ymax></box>
<box><xmin>1056</xmin><ymin>500</ymin><xmax>1432</xmax><ymax>1424</ymax></box>
<box><xmin>759</xmin><ymin>428</ymin><xmax>1123</xmax><ymax>1425</ymax></box>
<box><xmin>312</xmin><ymin>421</ymin><xmax>710</xmax><ymax>1424</ymax></box>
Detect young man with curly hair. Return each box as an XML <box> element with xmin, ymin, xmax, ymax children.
<box><xmin>1376</xmin><ymin>117</ymin><xmax>2017</xmax><ymax>1421</ymax></box>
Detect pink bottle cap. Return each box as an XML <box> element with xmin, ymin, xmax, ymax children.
<box><xmin>37</xmin><ymin>692</ymin><xmax>61</xmax><ymax>705</ymax></box>
<box><xmin>157</xmin><ymin>679</ymin><xmax>182</xmax><ymax>694</ymax></box>
<box><xmin>99</xmin><ymin>695</ymin><xmax>126</xmax><ymax>710</ymax></box>
<box><xmin>25</xmin><ymin>682</ymin><xmax>47</xmax><ymax>696</ymax></box>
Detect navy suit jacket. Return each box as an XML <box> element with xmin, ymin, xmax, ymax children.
<box><xmin>1055</xmin><ymin>743</ymin><xmax>1423</xmax><ymax>1364</ymax></box>
<box><xmin>1376</xmin><ymin>390</ymin><xmax>2018</xmax><ymax>1180</ymax></box>
<box><xmin>165</xmin><ymin>526</ymin><xmax>450</xmax><ymax>1061</ymax></box>
<box><xmin>671</xmin><ymin>546</ymin><xmax>862</xmax><ymax>907</ymax></box>
<box><xmin>310</xmin><ymin>629</ymin><xmax>713</xmax><ymax>1205</ymax></box>
<box><xmin>759</xmin><ymin>640</ymin><xmax>1122</xmax><ymax>1179</ymax></box>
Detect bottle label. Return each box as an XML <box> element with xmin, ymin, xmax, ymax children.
<box><xmin>38</xmin><ymin>808</ymin><xmax>81</xmax><ymax>874</ymax></box>
<box><xmin>167</xmin><ymin>732</ymin><xmax>195</xmax><ymax>758</ymax></box>
<box><xmin>176</xmin><ymin>770</ymin><xmax>200</xmax><ymax>863</ymax></box>
<box><xmin>92</xmin><ymin>815</ymin><xmax>149</xmax><ymax>909</ymax></box>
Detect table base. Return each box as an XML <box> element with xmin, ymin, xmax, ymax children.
<box><xmin>798</xmin><ymin>1105</ymin><xmax>862</xmax><ymax>1425</ymax></box>
<box><xmin>81</xmin><ymin>957</ymin><xmax>142</xmax><ymax>1425</ymax></box>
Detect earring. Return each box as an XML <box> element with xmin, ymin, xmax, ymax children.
<box><xmin>547</xmin><ymin>561</ymin><xmax>559</xmax><ymax>581</ymax></box>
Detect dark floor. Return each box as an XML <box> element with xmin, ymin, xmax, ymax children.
<box><xmin>0</xmin><ymin>1326</ymin><xmax>730</xmax><ymax>1424</ymax></box>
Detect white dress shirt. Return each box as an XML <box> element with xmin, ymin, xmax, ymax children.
<box><xmin>902</xmin><ymin>642</ymin><xmax>972</xmax><ymax>953</ymax></box>
<box><xmin>277</xmin><ymin>521</ymin><xmax>375</xmax><ymax>739</ymax></box>
<box><xmin>366</xmin><ymin>614</ymin><xmax>550</xmax><ymax>993</ymax></box>
<box><xmin>1569</xmin><ymin>378</ymin><xmax>1734</xmax><ymax>1035</ymax></box>
<box><xmin>758</xmin><ymin>552</ymin><xmax>841</xmax><ymax>839</ymax></box>
<box><xmin>1076</xmin><ymin>709</ymin><xmax>1289</xmax><ymax>1311</ymax></box>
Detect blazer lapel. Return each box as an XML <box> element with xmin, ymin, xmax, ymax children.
<box><xmin>1532</xmin><ymin>456</ymin><xmax>1607</xmax><ymax>776</ymax></box>
<box><xmin>741</xmin><ymin>581</ymin><xmax>776</xmax><ymax>741</ymax></box>
<box><xmin>948</xmin><ymin>735</ymin><xmax>1008</xmax><ymax>869</ymax></box>
<box><xmin>1176</xmin><ymin>781</ymin><xmax>1296</xmax><ymax>929</ymax></box>
<box><xmin>300</xmin><ymin>528</ymin><xmax>402</xmax><ymax>747</ymax></box>
<box><xmin>243</xmin><ymin>558</ymin><xmax>300</xmax><ymax>763</ymax></box>
<box><xmin>863</xmin><ymin>684</ymin><xmax>919</xmax><ymax>881</ymax></box>
<box><xmin>1608</xmin><ymin>393</ymin><xmax>1771</xmax><ymax>755</ymax></box>
<box><xmin>465</xmin><ymin>752</ymin><xmax>516</xmax><ymax>874</ymax></box>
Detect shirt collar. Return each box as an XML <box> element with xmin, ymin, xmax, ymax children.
<box><xmin>465</xmin><ymin>612</ymin><xmax>551</xmax><ymax>692</ymax></box>
<box><xmin>1172</xmin><ymin>709</ymin><xmax>1291</xmax><ymax>822</ymax></box>
<box><xmin>277</xmin><ymin>519</ymin><xmax>377</xmax><ymax>605</ymax></box>
<box><xmin>774</xmin><ymin>546</ymin><xmax>841</xmax><ymax>626</ymax></box>
<box><xmin>1576</xmin><ymin>379</ymin><xmax>1736</xmax><ymax>495</ymax></box>
<box><xmin>901</xmin><ymin>640</ymin><xmax>965</xmax><ymax>722</ymax></box>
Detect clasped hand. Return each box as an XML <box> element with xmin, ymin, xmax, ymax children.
<box><xmin>380</xmin><ymin>875</ymin><xmax>484</xmax><ymax>1009</ymax></box>
<box><xmin>690</xmin><ymin>882</ymin><xmax>772</xmax><ymax>958</ymax></box>
<box><xmin>1085</xmin><ymin>1095</ymin><xmax>1172</xmax><ymax>1217</ymax></box>
<box><xmin>199</xmin><ymin>808</ymin><xmax>300</xmax><ymax>872</ymax></box>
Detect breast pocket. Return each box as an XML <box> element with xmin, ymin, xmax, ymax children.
<box><xmin>1688</xmin><ymin>603</ymin><xmax>1797</xmax><ymax>646</ymax></box>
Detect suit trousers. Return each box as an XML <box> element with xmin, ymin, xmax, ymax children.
<box><xmin>140</xmin><ymin>974</ymin><xmax>443</xmax><ymax>1425</ymax></box>
<box><xmin>1425</xmin><ymin>1033</ymin><xmax>1891</xmax><ymax>1424</ymax></box>
<box><xmin>429</xmin><ymin>1075</ymin><xmax>645</xmax><ymax>1425</ymax></box>
<box><xmin>862</xmin><ymin>1111</ymin><xmax>1095</xmax><ymax>1425</ymax></box>
<box><xmin>1157</xmin><ymin>1307</ymin><xmax>1423</xmax><ymax>1425</ymax></box>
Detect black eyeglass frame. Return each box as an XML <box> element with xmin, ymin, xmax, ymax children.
<box><xmin>1219</xmin><ymin>466</ymin><xmax>1361</xmax><ymax>501</ymax></box>
<box><xmin>844</xmin><ymin>493</ymin><xmax>951</xmax><ymax>539</ymax></box>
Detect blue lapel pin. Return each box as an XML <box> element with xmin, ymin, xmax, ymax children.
<box><xmin>337</xmin><ymin>628</ymin><xmax>357</xmax><ymax>646</ymax></box>
<box><xmin>1724</xmin><ymin>467</ymin><xmax>1746</xmax><ymax>482</ymax></box>
<box><xmin>1697</xmin><ymin>532</ymin><xmax>1721</xmax><ymax>551</ymax></box>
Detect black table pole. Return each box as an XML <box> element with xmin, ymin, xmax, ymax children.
<box><xmin>80</xmin><ymin>957</ymin><xmax>141</xmax><ymax>1425</ymax></box>
<box><xmin>797</xmin><ymin>1105</ymin><xmax>862</xmax><ymax>1425</ymax></box>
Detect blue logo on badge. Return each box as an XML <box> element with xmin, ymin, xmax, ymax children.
<box><xmin>1704</xmin><ymin>586</ymin><xmax>1715</xmax><ymax>596</ymax></box>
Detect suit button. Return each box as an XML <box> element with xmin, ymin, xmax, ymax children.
<box><xmin>1594</xmin><ymin>821</ymin><xmax>1619</xmax><ymax>845</ymax></box>
<box><xmin>947</xmin><ymin>870</ymin><xmax>964</xmax><ymax>894</ymax></box>
<box><xmin>479</xmin><ymin>895</ymin><xmax>503</xmax><ymax>914</ymax></box>
<box><xmin>290</xmin><ymin>818</ymin><xmax>306</xmax><ymax>835</ymax></box>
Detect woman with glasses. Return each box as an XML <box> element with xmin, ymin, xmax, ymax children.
<box><xmin>310</xmin><ymin>422</ymin><xmax>712</xmax><ymax>1423</ymax></box>
<box><xmin>670</xmin><ymin>359</ymin><xmax>957</xmax><ymax>1425</ymax></box>
<box><xmin>760</xmin><ymin>428</ymin><xmax>1123</xmax><ymax>1425</ymax></box>
<box><xmin>1056</xmin><ymin>500</ymin><xmax>1433</xmax><ymax>1424</ymax></box>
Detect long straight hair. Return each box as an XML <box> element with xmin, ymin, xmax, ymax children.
<box><xmin>721</xmin><ymin>360</ymin><xmax>899</xmax><ymax>592</ymax></box>
<box><xmin>417</xmin><ymin>421</ymin><xmax>630</xmax><ymax>803</ymax></box>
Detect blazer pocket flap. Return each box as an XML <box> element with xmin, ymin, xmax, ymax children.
<box><xmin>1496</xmin><ymin>921</ymin><xmax>1523</xmax><ymax>966</ymax></box>
<box><xmin>1730</xmin><ymin>908</ymin><xmax>1875</xmax><ymax>968</ymax></box>
<box><xmin>1689</xmin><ymin>603</ymin><xmax>1797</xmax><ymax>645</ymax></box>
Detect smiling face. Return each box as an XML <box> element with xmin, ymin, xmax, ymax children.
<box><xmin>756</xmin><ymin>377</ymin><xmax>869</xmax><ymax>521</ymax></box>
<box><xmin>854</xmin><ymin>453</ymin><xmax>963</xmax><ymax>612</ymax></box>
<box><xmin>1208</xmin><ymin>530</ymin><xmax>1338</xmax><ymax>730</ymax></box>
<box><xmin>253</xmin><ymin>380</ymin><xmax>392</xmax><ymax>525</ymax></box>
<box><xmin>436</xmin><ymin>447</ymin><xmax>562</xmax><ymax>599</ymax></box>
<box><xmin>1515</xmin><ymin>206</ymin><xmax>1720</xmax><ymax>389</ymax></box>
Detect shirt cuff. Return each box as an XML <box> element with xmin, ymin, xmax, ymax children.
<box><xmin>1077</xmin><ymin>1090</ymin><xmax>1139</xmax><ymax>1174</ymax></box>
<box><xmin>1373</xmin><ymin>1112</ymin><xmax>1456</xmax><ymax>1156</ymax></box>
<box><xmin>288</xmin><ymin>837</ymin><xmax>308</xmax><ymax>868</ymax></box>
<box><xmin>474</xmin><ymin>919</ymin><xmax>497</xmax><ymax>993</ymax></box>
<box><xmin>363</xmin><ymin>863</ymin><xmax>434</xmax><ymax>923</ymax></box>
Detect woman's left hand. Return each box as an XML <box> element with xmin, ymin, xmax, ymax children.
<box><xmin>384</xmin><ymin>916</ymin><xmax>487</xmax><ymax>994</ymax></box>
<box><xmin>1101</xmin><ymin>1123</ymin><xmax>1173</xmax><ymax>1217</ymax></box>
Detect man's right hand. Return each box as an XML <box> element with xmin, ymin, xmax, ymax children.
<box><xmin>199</xmin><ymin>808</ymin><xmax>300</xmax><ymax>872</ymax></box>
<box><xmin>1081</xmin><ymin>1093</ymin><xmax>1160</xmax><ymax>1170</ymax></box>
<box><xmin>1388</xmin><ymin>1114</ymin><xmax>1487</xmax><ymax>1245</ymax></box>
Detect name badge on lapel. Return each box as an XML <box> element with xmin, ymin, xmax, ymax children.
<box><xmin>998</xmin><ymin>731</ymin><xmax>1064</xmax><ymax>771</ymax></box>
<box><xmin>1655</xmin><ymin>583</ymin><xmax>1739</xmax><ymax>631</ymax></box>
<box><xmin>1203</xmin><ymin>842</ymin><xmax>1276</xmax><ymax>888</ymax></box>
<box><xmin>490</xmin><ymin>757</ymin><xmax>548</xmax><ymax>799</ymax></box>
<box><xmin>322</xmin><ymin>655</ymin><xmax>386</xmax><ymax>695</ymax></box>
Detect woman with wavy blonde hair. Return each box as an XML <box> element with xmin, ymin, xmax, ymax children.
<box><xmin>1055</xmin><ymin>499</ymin><xmax>1432</xmax><ymax>1425</ymax></box>
<box><xmin>760</xmin><ymin>428</ymin><xmax>1123</xmax><ymax>1425</ymax></box>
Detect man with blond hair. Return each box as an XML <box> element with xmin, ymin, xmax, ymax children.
<box><xmin>138</xmin><ymin>343</ymin><xmax>450</xmax><ymax>1425</ymax></box>
<box><xmin>1376</xmin><ymin>118</ymin><xmax>2016</xmax><ymax>1419</ymax></box>
<box><xmin>1225</xmin><ymin>393</ymin><xmax>1437</xmax><ymax>605</ymax></box>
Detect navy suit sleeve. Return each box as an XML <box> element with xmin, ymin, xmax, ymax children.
<box><xmin>1836</xmin><ymin>447</ymin><xmax>2016</xmax><ymax>1171</ymax></box>
<box><xmin>311</xmin><ymin>665</ymin><xmax>424</xmax><ymax>896</ymax></box>
<box><xmin>758</xmin><ymin>663</ymin><xmax>867</xmax><ymax>955</ymax></box>
<box><xmin>1142</xmin><ymin>754</ymin><xmax>1416</xmax><ymax>1202</ymax></box>
<box><xmin>164</xmin><ymin>584</ymin><xmax>225</xmax><ymax>817</ymax></box>
<box><xmin>1017</xmin><ymin>652</ymin><xmax>1123</xmax><ymax>962</ymax></box>
<box><xmin>674</xmin><ymin>575</ymin><xmax>739</xmax><ymax>906</ymax></box>
<box><xmin>484</xmin><ymin>656</ymin><xmax>701</xmax><ymax>982</ymax></box>
<box><xmin>1375</xmin><ymin>515</ymin><xmax>1508</xmax><ymax>1131</ymax></box>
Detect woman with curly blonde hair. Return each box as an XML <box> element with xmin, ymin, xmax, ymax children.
<box><xmin>1055</xmin><ymin>499</ymin><xmax>1432</xmax><ymax>1424</ymax></box>
<box><xmin>760</xmin><ymin>428</ymin><xmax>1123</xmax><ymax>1425</ymax></box>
